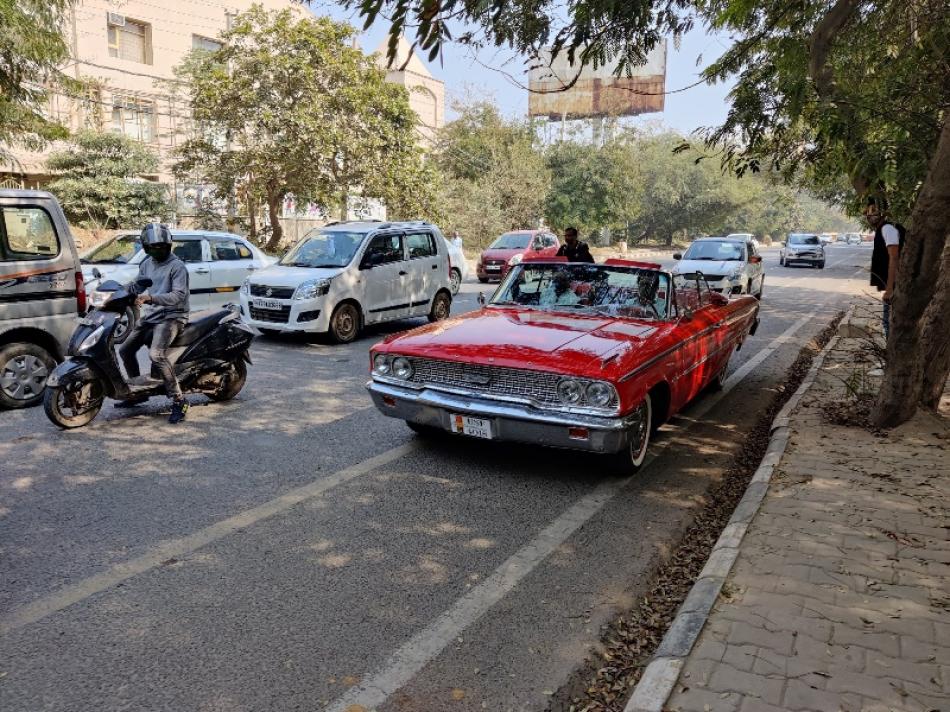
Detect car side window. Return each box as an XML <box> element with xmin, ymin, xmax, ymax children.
<box><xmin>172</xmin><ymin>239</ymin><xmax>204</xmax><ymax>263</ymax></box>
<box><xmin>210</xmin><ymin>238</ymin><xmax>251</xmax><ymax>261</ymax></box>
<box><xmin>363</xmin><ymin>233</ymin><xmax>405</xmax><ymax>266</ymax></box>
<box><xmin>405</xmin><ymin>232</ymin><xmax>437</xmax><ymax>259</ymax></box>
<box><xmin>0</xmin><ymin>206</ymin><xmax>59</xmax><ymax>260</ymax></box>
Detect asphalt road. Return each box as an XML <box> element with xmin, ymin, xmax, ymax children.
<box><xmin>0</xmin><ymin>244</ymin><xmax>873</xmax><ymax>712</ymax></box>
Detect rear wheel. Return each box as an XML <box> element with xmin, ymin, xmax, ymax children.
<box><xmin>0</xmin><ymin>343</ymin><xmax>55</xmax><ymax>409</ymax></box>
<box><xmin>607</xmin><ymin>394</ymin><xmax>652</xmax><ymax>474</ymax></box>
<box><xmin>329</xmin><ymin>302</ymin><xmax>361</xmax><ymax>344</ymax></box>
<box><xmin>449</xmin><ymin>268</ymin><xmax>462</xmax><ymax>295</ymax></box>
<box><xmin>206</xmin><ymin>360</ymin><xmax>247</xmax><ymax>402</ymax></box>
<box><xmin>428</xmin><ymin>291</ymin><xmax>452</xmax><ymax>323</ymax></box>
<box><xmin>478</xmin><ymin>277</ymin><xmax>489</xmax><ymax>284</ymax></box>
<box><xmin>43</xmin><ymin>378</ymin><xmax>104</xmax><ymax>428</ymax></box>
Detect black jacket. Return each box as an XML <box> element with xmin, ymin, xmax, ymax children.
<box><xmin>556</xmin><ymin>241</ymin><xmax>594</xmax><ymax>263</ymax></box>
<box><xmin>870</xmin><ymin>221</ymin><xmax>905</xmax><ymax>291</ymax></box>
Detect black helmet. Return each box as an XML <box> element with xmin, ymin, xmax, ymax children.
<box><xmin>141</xmin><ymin>223</ymin><xmax>173</xmax><ymax>261</ymax></box>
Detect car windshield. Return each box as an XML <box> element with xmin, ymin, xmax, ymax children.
<box><xmin>82</xmin><ymin>234</ymin><xmax>141</xmax><ymax>264</ymax></box>
<box><xmin>683</xmin><ymin>240</ymin><xmax>744</xmax><ymax>261</ymax></box>
<box><xmin>280</xmin><ymin>230</ymin><xmax>365</xmax><ymax>268</ymax></box>
<box><xmin>489</xmin><ymin>232</ymin><xmax>532</xmax><ymax>250</ymax></box>
<box><xmin>491</xmin><ymin>263</ymin><xmax>672</xmax><ymax>320</ymax></box>
<box><xmin>789</xmin><ymin>234</ymin><xmax>820</xmax><ymax>245</ymax></box>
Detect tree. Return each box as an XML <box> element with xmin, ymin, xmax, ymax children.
<box><xmin>173</xmin><ymin>6</ymin><xmax>435</xmax><ymax>251</ymax></box>
<box><xmin>46</xmin><ymin>131</ymin><xmax>170</xmax><ymax>228</ymax></box>
<box><xmin>0</xmin><ymin>0</ymin><xmax>74</xmax><ymax>165</ymax></box>
<box><xmin>346</xmin><ymin>0</ymin><xmax>950</xmax><ymax>427</ymax></box>
<box><xmin>434</xmin><ymin>101</ymin><xmax>549</xmax><ymax>247</ymax></box>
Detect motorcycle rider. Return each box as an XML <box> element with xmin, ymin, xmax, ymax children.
<box><xmin>117</xmin><ymin>223</ymin><xmax>191</xmax><ymax>423</ymax></box>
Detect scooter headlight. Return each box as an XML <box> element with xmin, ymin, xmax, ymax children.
<box><xmin>77</xmin><ymin>326</ymin><xmax>105</xmax><ymax>354</ymax></box>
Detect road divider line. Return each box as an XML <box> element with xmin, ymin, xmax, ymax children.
<box><xmin>0</xmin><ymin>443</ymin><xmax>418</xmax><ymax>636</ymax></box>
<box><xmin>324</xmin><ymin>298</ymin><xmax>838</xmax><ymax>712</ymax></box>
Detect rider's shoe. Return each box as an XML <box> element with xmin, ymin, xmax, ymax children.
<box><xmin>115</xmin><ymin>396</ymin><xmax>149</xmax><ymax>408</ymax></box>
<box><xmin>168</xmin><ymin>398</ymin><xmax>189</xmax><ymax>424</ymax></box>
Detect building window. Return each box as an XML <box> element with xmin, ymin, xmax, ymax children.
<box><xmin>107</xmin><ymin>16</ymin><xmax>151</xmax><ymax>64</ymax></box>
<box><xmin>192</xmin><ymin>35</ymin><xmax>222</xmax><ymax>52</ymax></box>
<box><xmin>112</xmin><ymin>95</ymin><xmax>155</xmax><ymax>142</ymax></box>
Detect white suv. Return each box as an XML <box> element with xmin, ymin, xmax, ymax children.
<box><xmin>240</xmin><ymin>221</ymin><xmax>453</xmax><ymax>343</ymax></box>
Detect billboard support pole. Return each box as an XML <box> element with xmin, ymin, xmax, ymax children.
<box><xmin>560</xmin><ymin>111</ymin><xmax>566</xmax><ymax>142</ymax></box>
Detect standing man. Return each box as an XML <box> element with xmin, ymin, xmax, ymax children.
<box><xmin>866</xmin><ymin>199</ymin><xmax>905</xmax><ymax>338</ymax></box>
<box><xmin>117</xmin><ymin>223</ymin><xmax>191</xmax><ymax>423</ymax></box>
<box><xmin>451</xmin><ymin>230</ymin><xmax>463</xmax><ymax>250</ymax></box>
<box><xmin>556</xmin><ymin>226</ymin><xmax>594</xmax><ymax>263</ymax></box>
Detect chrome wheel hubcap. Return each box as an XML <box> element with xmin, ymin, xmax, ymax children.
<box><xmin>630</xmin><ymin>402</ymin><xmax>648</xmax><ymax>458</ymax></box>
<box><xmin>1</xmin><ymin>354</ymin><xmax>48</xmax><ymax>400</ymax></box>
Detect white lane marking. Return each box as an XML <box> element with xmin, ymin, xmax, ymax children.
<box><xmin>324</xmin><ymin>290</ymin><xmax>850</xmax><ymax>712</ymax></box>
<box><xmin>0</xmin><ymin>443</ymin><xmax>417</xmax><ymax>636</ymax></box>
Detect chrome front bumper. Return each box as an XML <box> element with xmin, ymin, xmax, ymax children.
<box><xmin>366</xmin><ymin>380</ymin><xmax>636</xmax><ymax>453</ymax></box>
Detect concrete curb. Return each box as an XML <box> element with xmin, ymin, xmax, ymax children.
<box><xmin>622</xmin><ymin>306</ymin><xmax>852</xmax><ymax>712</ymax></box>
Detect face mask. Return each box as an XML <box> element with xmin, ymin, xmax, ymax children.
<box><xmin>145</xmin><ymin>244</ymin><xmax>171</xmax><ymax>261</ymax></box>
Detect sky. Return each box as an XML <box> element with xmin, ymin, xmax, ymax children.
<box><xmin>307</xmin><ymin>2</ymin><xmax>737</xmax><ymax>137</ymax></box>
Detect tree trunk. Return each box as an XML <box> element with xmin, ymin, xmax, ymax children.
<box><xmin>339</xmin><ymin>191</ymin><xmax>348</xmax><ymax>221</ymax></box>
<box><xmin>872</xmin><ymin>115</ymin><xmax>950</xmax><ymax>427</ymax></box>
<box><xmin>264</xmin><ymin>189</ymin><xmax>283</xmax><ymax>253</ymax></box>
<box><xmin>246</xmin><ymin>188</ymin><xmax>258</xmax><ymax>245</ymax></box>
<box><xmin>918</xmin><ymin>239</ymin><xmax>950</xmax><ymax>409</ymax></box>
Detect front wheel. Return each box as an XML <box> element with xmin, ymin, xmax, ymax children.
<box><xmin>449</xmin><ymin>268</ymin><xmax>462</xmax><ymax>295</ymax></box>
<box><xmin>44</xmin><ymin>378</ymin><xmax>104</xmax><ymax>428</ymax></box>
<box><xmin>755</xmin><ymin>279</ymin><xmax>764</xmax><ymax>300</ymax></box>
<box><xmin>607</xmin><ymin>394</ymin><xmax>652</xmax><ymax>474</ymax></box>
<box><xmin>477</xmin><ymin>277</ymin><xmax>489</xmax><ymax>284</ymax></box>
<box><xmin>817</xmin><ymin>261</ymin><xmax>825</xmax><ymax>269</ymax></box>
<box><xmin>206</xmin><ymin>360</ymin><xmax>247</xmax><ymax>402</ymax></box>
<box><xmin>112</xmin><ymin>305</ymin><xmax>137</xmax><ymax>345</ymax></box>
<box><xmin>329</xmin><ymin>303</ymin><xmax>361</xmax><ymax>344</ymax></box>
<box><xmin>428</xmin><ymin>291</ymin><xmax>452</xmax><ymax>323</ymax></box>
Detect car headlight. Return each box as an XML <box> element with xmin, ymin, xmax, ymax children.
<box><xmin>77</xmin><ymin>326</ymin><xmax>105</xmax><ymax>354</ymax></box>
<box><xmin>294</xmin><ymin>278</ymin><xmax>331</xmax><ymax>300</ymax></box>
<box><xmin>557</xmin><ymin>378</ymin><xmax>583</xmax><ymax>404</ymax></box>
<box><xmin>392</xmin><ymin>357</ymin><xmax>413</xmax><ymax>379</ymax></box>
<box><xmin>586</xmin><ymin>381</ymin><xmax>616</xmax><ymax>407</ymax></box>
<box><xmin>508</xmin><ymin>253</ymin><xmax>523</xmax><ymax>266</ymax></box>
<box><xmin>373</xmin><ymin>353</ymin><xmax>392</xmax><ymax>375</ymax></box>
<box><xmin>240</xmin><ymin>278</ymin><xmax>250</xmax><ymax>295</ymax></box>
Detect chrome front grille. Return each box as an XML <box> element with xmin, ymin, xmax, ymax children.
<box><xmin>408</xmin><ymin>358</ymin><xmax>563</xmax><ymax>406</ymax></box>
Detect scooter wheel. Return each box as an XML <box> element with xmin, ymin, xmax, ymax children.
<box><xmin>44</xmin><ymin>379</ymin><xmax>104</xmax><ymax>428</ymax></box>
<box><xmin>206</xmin><ymin>359</ymin><xmax>247</xmax><ymax>402</ymax></box>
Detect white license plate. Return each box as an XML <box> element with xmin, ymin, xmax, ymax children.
<box><xmin>486</xmin><ymin>265</ymin><xmax>501</xmax><ymax>272</ymax></box>
<box><xmin>450</xmin><ymin>414</ymin><xmax>492</xmax><ymax>439</ymax></box>
<box><xmin>252</xmin><ymin>298</ymin><xmax>282</xmax><ymax>309</ymax></box>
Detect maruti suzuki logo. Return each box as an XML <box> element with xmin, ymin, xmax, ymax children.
<box><xmin>265</xmin><ymin>288</ymin><xmax>273</xmax><ymax>297</ymax></box>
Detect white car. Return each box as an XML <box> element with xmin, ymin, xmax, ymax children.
<box><xmin>726</xmin><ymin>232</ymin><xmax>760</xmax><ymax>251</ymax></box>
<box><xmin>443</xmin><ymin>236</ymin><xmax>469</xmax><ymax>295</ymax></box>
<box><xmin>673</xmin><ymin>236</ymin><xmax>765</xmax><ymax>299</ymax></box>
<box><xmin>81</xmin><ymin>230</ymin><xmax>275</xmax><ymax>342</ymax></box>
<box><xmin>239</xmin><ymin>220</ymin><xmax>454</xmax><ymax>343</ymax></box>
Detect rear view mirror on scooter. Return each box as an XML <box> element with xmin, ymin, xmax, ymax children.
<box><xmin>134</xmin><ymin>277</ymin><xmax>153</xmax><ymax>290</ymax></box>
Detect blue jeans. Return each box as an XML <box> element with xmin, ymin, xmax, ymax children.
<box><xmin>882</xmin><ymin>300</ymin><xmax>890</xmax><ymax>339</ymax></box>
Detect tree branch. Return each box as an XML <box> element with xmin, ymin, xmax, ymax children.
<box><xmin>808</xmin><ymin>0</ymin><xmax>862</xmax><ymax>99</ymax></box>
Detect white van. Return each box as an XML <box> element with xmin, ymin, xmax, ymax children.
<box><xmin>239</xmin><ymin>221</ymin><xmax>453</xmax><ymax>343</ymax></box>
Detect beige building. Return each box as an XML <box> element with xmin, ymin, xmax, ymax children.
<box><xmin>2</xmin><ymin>2</ymin><xmax>445</xmax><ymax>206</ymax></box>
<box><xmin>373</xmin><ymin>36</ymin><xmax>445</xmax><ymax>147</ymax></box>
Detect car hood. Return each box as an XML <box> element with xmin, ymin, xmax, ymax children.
<box><xmin>376</xmin><ymin>307</ymin><xmax>666</xmax><ymax>379</ymax></box>
<box><xmin>247</xmin><ymin>264</ymin><xmax>345</xmax><ymax>286</ymax></box>
<box><xmin>81</xmin><ymin>263</ymin><xmax>139</xmax><ymax>291</ymax></box>
<box><xmin>479</xmin><ymin>247</ymin><xmax>525</xmax><ymax>262</ymax></box>
<box><xmin>674</xmin><ymin>259</ymin><xmax>743</xmax><ymax>276</ymax></box>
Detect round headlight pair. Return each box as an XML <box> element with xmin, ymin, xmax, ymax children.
<box><xmin>556</xmin><ymin>378</ymin><xmax>615</xmax><ymax>408</ymax></box>
<box><xmin>373</xmin><ymin>354</ymin><xmax>413</xmax><ymax>379</ymax></box>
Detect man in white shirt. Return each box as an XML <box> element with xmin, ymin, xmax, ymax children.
<box><xmin>865</xmin><ymin>200</ymin><xmax>904</xmax><ymax>338</ymax></box>
<box><xmin>451</xmin><ymin>230</ymin><xmax>463</xmax><ymax>250</ymax></box>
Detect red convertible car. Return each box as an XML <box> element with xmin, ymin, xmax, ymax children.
<box><xmin>367</xmin><ymin>257</ymin><xmax>760</xmax><ymax>473</ymax></box>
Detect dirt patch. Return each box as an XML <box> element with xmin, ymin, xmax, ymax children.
<box><xmin>549</xmin><ymin>311</ymin><xmax>845</xmax><ymax>712</ymax></box>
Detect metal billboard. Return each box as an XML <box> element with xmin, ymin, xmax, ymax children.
<box><xmin>527</xmin><ymin>42</ymin><xmax>667</xmax><ymax>119</ymax></box>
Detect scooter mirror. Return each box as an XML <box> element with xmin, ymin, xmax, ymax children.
<box><xmin>136</xmin><ymin>277</ymin><xmax>154</xmax><ymax>289</ymax></box>
<box><xmin>98</xmin><ymin>280</ymin><xmax>122</xmax><ymax>292</ymax></box>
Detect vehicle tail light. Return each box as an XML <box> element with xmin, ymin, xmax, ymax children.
<box><xmin>75</xmin><ymin>270</ymin><xmax>86</xmax><ymax>313</ymax></box>
<box><xmin>568</xmin><ymin>427</ymin><xmax>589</xmax><ymax>440</ymax></box>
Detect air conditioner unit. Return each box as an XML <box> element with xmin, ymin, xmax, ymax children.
<box><xmin>107</xmin><ymin>12</ymin><xmax>126</xmax><ymax>27</ymax></box>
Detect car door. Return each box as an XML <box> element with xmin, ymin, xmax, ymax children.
<box><xmin>404</xmin><ymin>230</ymin><xmax>440</xmax><ymax>316</ymax></box>
<box><xmin>171</xmin><ymin>237</ymin><xmax>211</xmax><ymax>310</ymax></box>
<box><xmin>207</xmin><ymin>237</ymin><xmax>256</xmax><ymax>307</ymax></box>
<box><xmin>358</xmin><ymin>232</ymin><xmax>410</xmax><ymax>324</ymax></box>
<box><xmin>671</xmin><ymin>273</ymin><xmax>720</xmax><ymax>401</ymax></box>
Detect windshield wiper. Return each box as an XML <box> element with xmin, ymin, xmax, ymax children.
<box><xmin>692</xmin><ymin>256</ymin><xmax>716</xmax><ymax>260</ymax></box>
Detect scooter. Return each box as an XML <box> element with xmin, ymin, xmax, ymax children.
<box><xmin>44</xmin><ymin>278</ymin><xmax>254</xmax><ymax>428</ymax></box>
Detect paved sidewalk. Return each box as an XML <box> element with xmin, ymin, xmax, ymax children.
<box><xmin>665</xmin><ymin>315</ymin><xmax>950</xmax><ymax>712</ymax></box>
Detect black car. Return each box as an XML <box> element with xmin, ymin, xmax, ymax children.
<box><xmin>779</xmin><ymin>233</ymin><xmax>825</xmax><ymax>268</ymax></box>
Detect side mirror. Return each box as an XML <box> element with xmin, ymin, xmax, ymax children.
<box><xmin>91</xmin><ymin>267</ymin><xmax>102</xmax><ymax>280</ymax></box>
<box><xmin>136</xmin><ymin>277</ymin><xmax>153</xmax><ymax>288</ymax></box>
<box><xmin>477</xmin><ymin>292</ymin><xmax>487</xmax><ymax>306</ymax></box>
<box><xmin>781</xmin><ymin>241</ymin><xmax>786</xmax><ymax>247</ymax></box>
<box><xmin>360</xmin><ymin>253</ymin><xmax>380</xmax><ymax>270</ymax></box>
<box><xmin>673</xmin><ymin>253</ymin><xmax>682</xmax><ymax>260</ymax></box>
<box><xmin>680</xmin><ymin>307</ymin><xmax>694</xmax><ymax>321</ymax></box>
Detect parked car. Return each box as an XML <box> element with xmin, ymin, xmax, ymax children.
<box><xmin>726</xmin><ymin>232</ymin><xmax>760</xmax><ymax>251</ymax></box>
<box><xmin>779</xmin><ymin>234</ymin><xmax>826</xmax><ymax>268</ymax></box>
<box><xmin>239</xmin><ymin>220</ymin><xmax>453</xmax><ymax>343</ymax></box>
<box><xmin>82</xmin><ymin>230</ymin><xmax>274</xmax><ymax>344</ymax></box>
<box><xmin>845</xmin><ymin>232</ymin><xmax>863</xmax><ymax>245</ymax></box>
<box><xmin>367</xmin><ymin>258</ymin><xmax>759</xmax><ymax>473</ymax></box>
<box><xmin>443</xmin><ymin>235</ymin><xmax>468</xmax><ymax>295</ymax></box>
<box><xmin>672</xmin><ymin>237</ymin><xmax>764</xmax><ymax>299</ymax></box>
<box><xmin>0</xmin><ymin>190</ymin><xmax>84</xmax><ymax>409</ymax></box>
<box><xmin>818</xmin><ymin>233</ymin><xmax>835</xmax><ymax>245</ymax></box>
<box><xmin>476</xmin><ymin>229</ymin><xmax>559</xmax><ymax>283</ymax></box>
